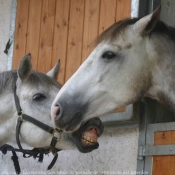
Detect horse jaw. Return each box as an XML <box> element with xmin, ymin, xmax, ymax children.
<box><xmin>0</xmin><ymin>93</ymin><xmax>17</xmax><ymax>146</ymax></box>
<box><xmin>19</xmin><ymin>123</ymin><xmax>76</xmax><ymax>150</ymax></box>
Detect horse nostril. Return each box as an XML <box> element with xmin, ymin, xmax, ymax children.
<box><xmin>55</xmin><ymin>104</ymin><xmax>60</xmax><ymax>116</ymax></box>
<box><xmin>52</xmin><ymin>104</ymin><xmax>60</xmax><ymax>119</ymax></box>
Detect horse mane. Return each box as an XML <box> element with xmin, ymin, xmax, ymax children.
<box><xmin>95</xmin><ymin>18</ymin><xmax>175</xmax><ymax>45</ymax></box>
<box><xmin>0</xmin><ymin>70</ymin><xmax>17</xmax><ymax>93</ymax></box>
<box><xmin>0</xmin><ymin>70</ymin><xmax>61</xmax><ymax>93</ymax></box>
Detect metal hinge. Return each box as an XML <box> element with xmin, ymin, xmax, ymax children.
<box><xmin>138</xmin><ymin>145</ymin><xmax>145</xmax><ymax>160</ymax></box>
<box><xmin>138</xmin><ymin>144</ymin><xmax>175</xmax><ymax>160</ymax></box>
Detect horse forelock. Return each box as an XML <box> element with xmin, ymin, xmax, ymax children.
<box><xmin>94</xmin><ymin>18</ymin><xmax>175</xmax><ymax>45</ymax></box>
<box><xmin>27</xmin><ymin>72</ymin><xmax>62</xmax><ymax>89</ymax></box>
<box><xmin>94</xmin><ymin>18</ymin><xmax>139</xmax><ymax>45</ymax></box>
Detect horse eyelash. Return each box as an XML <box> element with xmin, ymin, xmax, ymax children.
<box><xmin>32</xmin><ymin>93</ymin><xmax>46</xmax><ymax>101</ymax></box>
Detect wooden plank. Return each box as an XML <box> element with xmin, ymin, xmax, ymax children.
<box><xmin>52</xmin><ymin>0</ymin><xmax>70</xmax><ymax>84</ymax></box>
<box><xmin>81</xmin><ymin>0</ymin><xmax>100</xmax><ymax>62</ymax></box>
<box><xmin>154</xmin><ymin>131</ymin><xmax>175</xmax><ymax>145</ymax></box>
<box><xmin>13</xmin><ymin>0</ymin><xmax>30</xmax><ymax>69</ymax></box>
<box><xmin>99</xmin><ymin>0</ymin><xmax>116</xmax><ymax>35</ymax></box>
<box><xmin>153</xmin><ymin>156</ymin><xmax>175</xmax><ymax>175</ymax></box>
<box><xmin>25</xmin><ymin>0</ymin><xmax>42</xmax><ymax>70</ymax></box>
<box><xmin>65</xmin><ymin>0</ymin><xmax>85</xmax><ymax>82</ymax></box>
<box><xmin>37</xmin><ymin>0</ymin><xmax>56</xmax><ymax>73</ymax></box>
<box><xmin>116</xmin><ymin>0</ymin><xmax>131</xmax><ymax>22</ymax></box>
<box><xmin>112</xmin><ymin>107</ymin><xmax>125</xmax><ymax>113</ymax></box>
<box><xmin>152</xmin><ymin>131</ymin><xmax>175</xmax><ymax>175</ymax></box>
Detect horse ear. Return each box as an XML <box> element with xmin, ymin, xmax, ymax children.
<box><xmin>46</xmin><ymin>60</ymin><xmax>60</xmax><ymax>80</ymax></box>
<box><xmin>17</xmin><ymin>53</ymin><xmax>32</xmax><ymax>81</ymax></box>
<box><xmin>133</xmin><ymin>6</ymin><xmax>161</xmax><ymax>35</ymax></box>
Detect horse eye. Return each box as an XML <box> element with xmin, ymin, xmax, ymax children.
<box><xmin>102</xmin><ymin>51</ymin><xmax>116</xmax><ymax>60</ymax></box>
<box><xmin>33</xmin><ymin>93</ymin><xmax>46</xmax><ymax>101</ymax></box>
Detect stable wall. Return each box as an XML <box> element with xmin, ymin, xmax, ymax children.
<box><xmin>0</xmin><ymin>0</ymin><xmax>139</xmax><ymax>175</ymax></box>
<box><xmin>0</xmin><ymin>0</ymin><xmax>11</xmax><ymax>72</ymax></box>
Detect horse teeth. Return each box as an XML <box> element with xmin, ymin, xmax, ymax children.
<box><xmin>87</xmin><ymin>136</ymin><xmax>90</xmax><ymax>141</ymax></box>
<box><xmin>82</xmin><ymin>135</ymin><xmax>98</xmax><ymax>145</ymax></box>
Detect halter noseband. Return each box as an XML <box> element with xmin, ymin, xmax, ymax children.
<box><xmin>0</xmin><ymin>78</ymin><xmax>63</xmax><ymax>174</ymax></box>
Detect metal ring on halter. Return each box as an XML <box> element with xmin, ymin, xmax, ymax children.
<box><xmin>57</xmin><ymin>130</ymin><xmax>62</xmax><ymax>141</ymax></box>
<box><xmin>52</xmin><ymin>128</ymin><xmax>62</xmax><ymax>141</ymax></box>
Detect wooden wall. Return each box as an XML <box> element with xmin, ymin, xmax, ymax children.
<box><xmin>13</xmin><ymin>0</ymin><xmax>131</xmax><ymax>85</ymax></box>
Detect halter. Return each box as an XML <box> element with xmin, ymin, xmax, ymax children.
<box><xmin>0</xmin><ymin>78</ymin><xmax>63</xmax><ymax>174</ymax></box>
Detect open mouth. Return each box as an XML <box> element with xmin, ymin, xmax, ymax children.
<box><xmin>72</xmin><ymin>118</ymin><xmax>104</xmax><ymax>153</ymax></box>
<box><xmin>82</xmin><ymin>127</ymin><xmax>99</xmax><ymax>145</ymax></box>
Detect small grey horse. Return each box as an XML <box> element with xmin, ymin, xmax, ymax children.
<box><xmin>51</xmin><ymin>7</ymin><xmax>175</xmax><ymax>132</ymax></box>
<box><xmin>0</xmin><ymin>54</ymin><xmax>103</xmax><ymax>155</ymax></box>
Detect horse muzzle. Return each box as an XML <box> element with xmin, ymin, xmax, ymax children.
<box><xmin>51</xmin><ymin>96</ymin><xmax>85</xmax><ymax>132</ymax></box>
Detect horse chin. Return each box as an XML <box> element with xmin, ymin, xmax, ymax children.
<box><xmin>71</xmin><ymin>118</ymin><xmax>104</xmax><ymax>153</ymax></box>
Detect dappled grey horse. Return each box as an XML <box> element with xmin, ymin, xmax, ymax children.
<box><xmin>51</xmin><ymin>7</ymin><xmax>175</xmax><ymax>132</ymax></box>
<box><xmin>0</xmin><ymin>54</ymin><xmax>103</xmax><ymax>172</ymax></box>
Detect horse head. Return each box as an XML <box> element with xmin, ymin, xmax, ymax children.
<box><xmin>51</xmin><ymin>7</ymin><xmax>173</xmax><ymax>132</ymax></box>
<box><xmin>0</xmin><ymin>54</ymin><xmax>103</xmax><ymax>153</ymax></box>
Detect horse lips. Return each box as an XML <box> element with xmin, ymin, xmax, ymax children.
<box><xmin>82</xmin><ymin>128</ymin><xmax>98</xmax><ymax>145</ymax></box>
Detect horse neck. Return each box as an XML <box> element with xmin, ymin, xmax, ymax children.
<box><xmin>0</xmin><ymin>71</ymin><xmax>17</xmax><ymax>145</ymax></box>
<box><xmin>146</xmin><ymin>35</ymin><xmax>175</xmax><ymax>111</ymax></box>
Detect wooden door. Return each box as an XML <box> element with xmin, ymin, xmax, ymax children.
<box><xmin>152</xmin><ymin>131</ymin><xmax>175</xmax><ymax>175</ymax></box>
<box><xmin>13</xmin><ymin>0</ymin><xmax>131</xmax><ymax>112</ymax></box>
<box><xmin>143</xmin><ymin>122</ymin><xmax>175</xmax><ymax>175</ymax></box>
